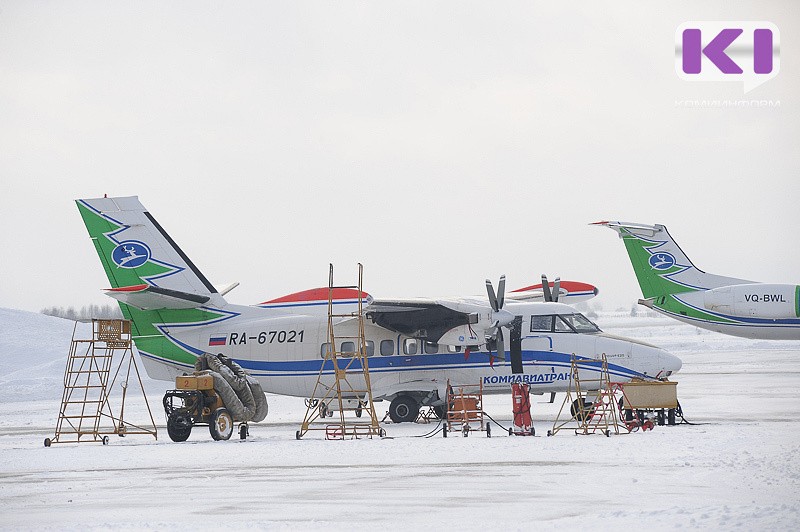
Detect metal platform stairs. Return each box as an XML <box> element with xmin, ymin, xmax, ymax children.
<box><xmin>548</xmin><ymin>353</ymin><xmax>629</xmax><ymax>437</ymax></box>
<box><xmin>45</xmin><ymin>319</ymin><xmax>157</xmax><ymax>446</ymax></box>
<box><xmin>296</xmin><ymin>264</ymin><xmax>384</xmax><ymax>440</ymax></box>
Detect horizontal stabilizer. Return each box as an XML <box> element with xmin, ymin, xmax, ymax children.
<box><xmin>104</xmin><ymin>284</ymin><xmax>210</xmax><ymax>310</ymax></box>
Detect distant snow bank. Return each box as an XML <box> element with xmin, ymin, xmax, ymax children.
<box><xmin>0</xmin><ymin>308</ymin><xmax>93</xmax><ymax>403</ymax></box>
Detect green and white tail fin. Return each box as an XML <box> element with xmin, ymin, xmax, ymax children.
<box><xmin>77</xmin><ymin>196</ymin><xmax>227</xmax><ymax>309</ymax></box>
<box><xmin>76</xmin><ymin>196</ymin><xmax>233</xmax><ymax>375</ymax></box>
<box><xmin>595</xmin><ymin>221</ymin><xmax>752</xmax><ymax>300</ymax></box>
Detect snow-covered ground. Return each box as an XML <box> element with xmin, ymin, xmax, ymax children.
<box><xmin>1</xmin><ymin>307</ymin><xmax>799</xmax><ymax>530</ymax></box>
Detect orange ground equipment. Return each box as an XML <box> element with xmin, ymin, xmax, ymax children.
<box><xmin>444</xmin><ymin>380</ymin><xmax>490</xmax><ymax>437</ymax></box>
<box><xmin>510</xmin><ymin>383</ymin><xmax>534</xmax><ymax>436</ymax></box>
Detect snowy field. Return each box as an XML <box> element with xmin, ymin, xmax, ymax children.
<box><xmin>1</xmin><ymin>307</ymin><xmax>799</xmax><ymax>530</ymax></box>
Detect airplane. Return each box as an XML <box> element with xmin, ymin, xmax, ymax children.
<box><xmin>75</xmin><ymin>196</ymin><xmax>682</xmax><ymax>425</ymax></box>
<box><xmin>595</xmin><ymin>221</ymin><xmax>800</xmax><ymax>340</ymax></box>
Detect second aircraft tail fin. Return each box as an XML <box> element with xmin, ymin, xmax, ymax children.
<box><xmin>594</xmin><ymin>221</ymin><xmax>752</xmax><ymax>300</ymax></box>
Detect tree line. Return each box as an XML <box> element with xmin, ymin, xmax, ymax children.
<box><xmin>40</xmin><ymin>304</ymin><xmax>123</xmax><ymax>321</ymax></box>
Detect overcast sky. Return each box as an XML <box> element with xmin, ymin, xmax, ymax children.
<box><xmin>1</xmin><ymin>1</ymin><xmax>797</xmax><ymax>314</ymax></box>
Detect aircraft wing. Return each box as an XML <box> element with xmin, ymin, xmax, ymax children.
<box><xmin>367</xmin><ymin>299</ymin><xmax>480</xmax><ymax>343</ymax></box>
<box><xmin>507</xmin><ymin>280</ymin><xmax>598</xmax><ymax>303</ymax></box>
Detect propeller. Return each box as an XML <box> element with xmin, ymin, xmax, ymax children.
<box><xmin>541</xmin><ymin>274</ymin><xmax>561</xmax><ymax>303</ymax></box>
<box><xmin>485</xmin><ymin>275</ymin><xmax>522</xmax><ymax>372</ymax></box>
<box><xmin>485</xmin><ymin>275</ymin><xmax>508</xmax><ymax>358</ymax></box>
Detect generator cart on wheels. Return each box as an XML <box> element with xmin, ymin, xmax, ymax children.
<box><xmin>162</xmin><ymin>374</ymin><xmax>243</xmax><ymax>442</ymax></box>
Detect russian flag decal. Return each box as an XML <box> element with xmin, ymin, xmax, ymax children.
<box><xmin>208</xmin><ymin>335</ymin><xmax>227</xmax><ymax>346</ymax></box>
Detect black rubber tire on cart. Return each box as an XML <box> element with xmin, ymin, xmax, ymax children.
<box><xmin>209</xmin><ymin>407</ymin><xmax>234</xmax><ymax>441</ymax></box>
<box><xmin>166</xmin><ymin>411</ymin><xmax>193</xmax><ymax>442</ymax></box>
<box><xmin>388</xmin><ymin>395</ymin><xmax>419</xmax><ymax>423</ymax></box>
<box><xmin>239</xmin><ymin>424</ymin><xmax>248</xmax><ymax>440</ymax></box>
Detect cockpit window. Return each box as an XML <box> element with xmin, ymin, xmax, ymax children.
<box><xmin>554</xmin><ymin>316</ymin><xmax>573</xmax><ymax>332</ymax></box>
<box><xmin>558</xmin><ymin>313</ymin><xmax>601</xmax><ymax>333</ymax></box>
<box><xmin>531</xmin><ymin>313</ymin><xmax>601</xmax><ymax>333</ymax></box>
<box><xmin>530</xmin><ymin>315</ymin><xmax>554</xmax><ymax>332</ymax></box>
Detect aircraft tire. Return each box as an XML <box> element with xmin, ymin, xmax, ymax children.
<box><xmin>570</xmin><ymin>399</ymin><xmax>593</xmax><ymax>422</ymax></box>
<box><xmin>167</xmin><ymin>411</ymin><xmax>193</xmax><ymax>442</ymax></box>
<box><xmin>433</xmin><ymin>404</ymin><xmax>447</xmax><ymax>420</ymax></box>
<box><xmin>388</xmin><ymin>395</ymin><xmax>419</xmax><ymax>423</ymax></box>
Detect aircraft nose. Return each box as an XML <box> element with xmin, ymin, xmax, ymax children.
<box><xmin>660</xmin><ymin>351</ymin><xmax>682</xmax><ymax>376</ymax></box>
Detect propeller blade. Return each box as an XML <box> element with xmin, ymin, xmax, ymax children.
<box><xmin>495</xmin><ymin>327</ymin><xmax>505</xmax><ymax>360</ymax></box>
<box><xmin>541</xmin><ymin>274</ymin><xmax>552</xmax><ymax>302</ymax></box>
<box><xmin>497</xmin><ymin>275</ymin><xmax>506</xmax><ymax>310</ymax></box>
<box><xmin>486</xmin><ymin>279</ymin><xmax>498</xmax><ymax>312</ymax></box>
<box><xmin>510</xmin><ymin>316</ymin><xmax>523</xmax><ymax>374</ymax></box>
<box><xmin>552</xmin><ymin>277</ymin><xmax>561</xmax><ymax>303</ymax></box>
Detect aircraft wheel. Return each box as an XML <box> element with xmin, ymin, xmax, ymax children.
<box><xmin>433</xmin><ymin>404</ymin><xmax>447</xmax><ymax>420</ymax></box>
<box><xmin>388</xmin><ymin>395</ymin><xmax>419</xmax><ymax>423</ymax></box>
<box><xmin>209</xmin><ymin>407</ymin><xmax>234</xmax><ymax>441</ymax></box>
<box><xmin>167</xmin><ymin>411</ymin><xmax>193</xmax><ymax>442</ymax></box>
<box><xmin>570</xmin><ymin>399</ymin><xmax>593</xmax><ymax>422</ymax></box>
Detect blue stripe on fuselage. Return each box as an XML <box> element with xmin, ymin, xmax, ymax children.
<box><xmin>228</xmin><ymin>350</ymin><xmax>643</xmax><ymax>381</ymax></box>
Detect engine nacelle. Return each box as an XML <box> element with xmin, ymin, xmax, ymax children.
<box><xmin>703</xmin><ymin>284</ymin><xmax>799</xmax><ymax>319</ymax></box>
<box><xmin>437</xmin><ymin>324</ymin><xmax>482</xmax><ymax>346</ymax></box>
<box><xmin>432</xmin><ymin>299</ymin><xmax>514</xmax><ymax>346</ymax></box>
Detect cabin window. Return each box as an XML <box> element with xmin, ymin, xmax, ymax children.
<box><xmin>365</xmin><ymin>340</ymin><xmax>375</xmax><ymax>357</ymax></box>
<box><xmin>320</xmin><ymin>343</ymin><xmax>331</xmax><ymax>358</ymax></box>
<box><xmin>447</xmin><ymin>345</ymin><xmax>462</xmax><ymax>353</ymax></box>
<box><xmin>380</xmin><ymin>339</ymin><xmax>394</xmax><ymax>356</ymax></box>
<box><xmin>340</xmin><ymin>341</ymin><xmax>356</xmax><ymax>356</ymax></box>
<box><xmin>530</xmin><ymin>315</ymin><xmax>554</xmax><ymax>332</ymax></box>
<box><xmin>403</xmin><ymin>338</ymin><xmax>418</xmax><ymax>355</ymax></box>
<box><xmin>424</xmin><ymin>341</ymin><xmax>439</xmax><ymax>354</ymax></box>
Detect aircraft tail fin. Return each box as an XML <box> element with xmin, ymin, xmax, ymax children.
<box><xmin>76</xmin><ymin>196</ymin><xmax>232</xmax><ymax>374</ymax></box>
<box><xmin>594</xmin><ymin>221</ymin><xmax>751</xmax><ymax>300</ymax></box>
<box><xmin>76</xmin><ymin>196</ymin><xmax>225</xmax><ymax>306</ymax></box>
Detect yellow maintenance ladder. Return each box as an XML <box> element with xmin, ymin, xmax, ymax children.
<box><xmin>548</xmin><ymin>354</ymin><xmax>629</xmax><ymax>437</ymax></box>
<box><xmin>45</xmin><ymin>319</ymin><xmax>157</xmax><ymax>446</ymax></box>
<box><xmin>296</xmin><ymin>264</ymin><xmax>384</xmax><ymax>440</ymax></box>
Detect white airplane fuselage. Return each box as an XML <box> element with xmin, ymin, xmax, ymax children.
<box><xmin>146</xmin><ymin>298</ymin><xmax>681</xmax><ymax>406</ymax></box>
